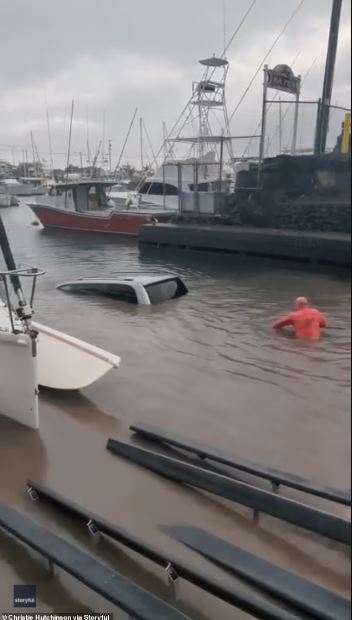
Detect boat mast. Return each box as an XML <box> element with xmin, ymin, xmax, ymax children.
<box><xmin>92</xmin><ymin>141</ymin><xmax>102</xmax><ymax>176</ymax></box>
<box><xmin>65</xmin><ymin>100</ymin><xmax>74</xmax><ymax>183</ymax></box>
<box><xmin>315</xmin><ymin>0</ymin><xmax>343</xmax><ymax>154</ymax></box>
<box><xmin>139</xmin><ymin>117</ymin><xmax>144</xmax><ymax>170</ymax></box>
<box><xmin>108</xmin><ymin>139</ymin><xmax>112</xmax><ymax>175</ymax></box>
<box><xmin>102</xmin><ymin>110</ymin><xmax>106</xmax><ymax>170</ymax></box>
<box><xmin>113</xmin><ymin>107</ymin><xmax>138</xmax><ymax>177</ymax></box>
<box><xmin>44</xmin><ymin>92</ymin><xmax>54</xmax><ymax>174</ymax></box>
<box><xmin>142</xmin><ymin>119</ymin><xmax>158</xmax><ymax>170</ymax></box>
<box><xmin>86</xmin><ymin>108</ymin><xmax>91</xmax><ymax>169</ymax></box>
<box><xmin>30</xmin><ymin>131</ymin><xmax>36</xmax><ymax>175</ymax></box>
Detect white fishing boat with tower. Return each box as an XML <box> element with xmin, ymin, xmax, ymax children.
<box><xmin>112</xmin><ymin>54</ymin><xmax>235</xmax><ymax>213</ymax></box>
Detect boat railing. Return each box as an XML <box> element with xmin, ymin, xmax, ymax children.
<box><xmin>0</xmin><ymin>266</ymin><xmax>45</xmax><ymax>331</ymax></box>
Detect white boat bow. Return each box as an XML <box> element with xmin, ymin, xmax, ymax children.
<box><xmin>1</xmin><ymin>215</ymin><xmax>121</xmax><ymax>428</ymax></box>
<box><xmin>33</xmin><ymin>321</ymin><xmax>121</xmax><ymax>390</ymax></box>
<box><xmin>0</xmin><ymin>301</ymin><xmax>39</xmax><ymax>429</ymax></box>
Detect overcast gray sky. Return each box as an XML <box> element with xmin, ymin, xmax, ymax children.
<box><xmin>0</xmin><ymin>0</ymin><xmax>350</xmax><ymax>168</ymax></box>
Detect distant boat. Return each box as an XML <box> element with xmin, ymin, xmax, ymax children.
<box><xmin>0</xmin><ymin>177</ymin><xmax>47</xmax><ymax>196</ymax></box>
<box><xmin>0</xmin><ymin>186</ymin><xmax>18</xmax><ymax>207</ymax></box>
<box><xmin>28</xmin><ymin>179</ymin><xmax>174</xmax><ymax>236</ymax></box>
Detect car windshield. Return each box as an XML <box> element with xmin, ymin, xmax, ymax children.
<box><xmin>145</xmin><ymin>278</ymin><xmax>187</xmax><ymax>304</ymax></box>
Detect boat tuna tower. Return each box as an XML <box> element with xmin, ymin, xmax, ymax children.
<box><xmin>165</xmin><ymin>56</ymin><xmax>234</xmax><ymax>176</ymax></box>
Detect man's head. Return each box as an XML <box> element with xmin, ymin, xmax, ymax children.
<box><xmin>295</xmin><ymin>296</ymin><xmax>309</xmax><ymax>310</ymax></box>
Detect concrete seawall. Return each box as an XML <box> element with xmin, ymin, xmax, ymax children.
<box><xmin>139</xmin><ymin>224</ymin><xmax>351</xmax><ymax>267</ymax></box>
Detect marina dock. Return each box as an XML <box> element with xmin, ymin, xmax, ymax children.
<box><xmin>139</xmin><ymin>223</ymin><xmax>351</xmax><ymax>267</ymax></box>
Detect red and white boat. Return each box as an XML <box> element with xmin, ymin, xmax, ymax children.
<box><xmin>28</xmin><ymin>180</ymin><xmax>174</xmax><ymax>236</ymax></box>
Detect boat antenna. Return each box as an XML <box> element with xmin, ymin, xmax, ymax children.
<box><xmin>65</xmin><ymin>99</ymin><xmax>74</xmax><ymax>183</ymax></box>
<box><xmin>228</xmin><ymin>0</ymin><xmax>306</xmax><ymax>125</ymax></box>
<box><xmin>113</xmin><ymin>107</ymin><xmax>138</xmax><ymax>176</ymax></box>
<box><xmin>223</xmin><ymin>0</ymin><xmax>227</xmax><ymax>58</ymax></box>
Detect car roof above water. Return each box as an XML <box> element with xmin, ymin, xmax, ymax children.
<box><xmin>58</xmin><ymin>274</ymin><xmax>180</xmax><ymax>288</ymax></box>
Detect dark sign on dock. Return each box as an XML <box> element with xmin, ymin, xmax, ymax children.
<box><xmin>267</xmin><ymin>65</ymin><xmax>300</xmax><ymax>95</ymax></box>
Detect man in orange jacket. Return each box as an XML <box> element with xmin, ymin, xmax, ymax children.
<box><xmin>273</xmin><ymin>297</ymin><xmax>327</xmax><ymax>341</ymax></box>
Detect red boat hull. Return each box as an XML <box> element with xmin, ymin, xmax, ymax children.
<box><xmin>30</xmin><ymin>205</ymin><xmax>173</xmax><ymax>236</ymax></box>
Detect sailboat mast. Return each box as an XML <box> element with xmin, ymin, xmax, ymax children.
<box><xmin>86</xmin><ymin>108</ymin><xmax>91</xmax><ymax>167</ymax></box>
<box><xmin>108</xmin><ymin>139</ymin><xmax>112</xmax><ymax>175</ymax></box>
<box><xmin>44</xmin><ymin>92</ymin><xmax>54</xmax><ymax>173</ymax></box>
<box><xmin>315</xmin><ymin>0</ymin><xmax>343</xmax><ymax>154</ymax></box>
<box><xmin>114</xmin><ymin>107</ymin><xmax>138</xmax><ymax>176</ymax></box>
<box><xmin>30</xmin><ymin>131</ymin><xmax>36</xmax><ymax>174</ymax></box>
<box><xmin>162</xmin><ymin>121</ymin><xmax>167</xmax><ymax>161</ymax></box>
<box><xmin>102</xmin><ymin>110</ymin><xmax>106</xmax><ymax>169</ymax></box>
<box><xmin>65</xmin><ymin>100</ymin><xmax>74</xmax><ymax>183</ymax></box>
<box><xmin>139</xmin><ymin>117</ymin><xmax>144</xmax><ymax>170</ymax></box>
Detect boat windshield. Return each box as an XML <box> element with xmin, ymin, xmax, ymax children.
<box><xmin>145</xmin><ymin>278</ymin><xmax>188</xmax><ymax>304</ymax></box>
<box><xmin>140</xmin><ymin>182</ymin><xmax>178</xmax><ymax>196</ymax></box>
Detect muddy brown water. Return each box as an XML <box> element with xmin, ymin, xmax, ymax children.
<box><xmin>0</xmin><ymin>203</ymin><xmax>351</xmax><ymax>618</ymax></box>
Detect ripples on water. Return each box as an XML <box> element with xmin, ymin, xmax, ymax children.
<box><xmin>0</xmin><ymin>203</ymin><xmax>351</xmax><ymax>615</ymax></box>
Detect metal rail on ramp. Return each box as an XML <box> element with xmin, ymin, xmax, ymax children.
<box><xmin>163</xmin><ymin>524</ymin><xmax>351</xmax><ymax>620</ymax></box>
<box><xmin>130</xmin><ymin>423</ymin><xmax>351</xmax><ymax>506</ymax></box>
<box><xmin>0</xmin><ymin>502</ymin><xmax>190</xmax><ymax>620</ymax></box>
<box><xmin>26</xmin><ymin>480</ymin><xmax>300</xmax><ymax>620</ymax></box>
<box><xmin>106</xmin><ymin>439</ymin><xmax>351</xmax><ymax>545</ymax></box>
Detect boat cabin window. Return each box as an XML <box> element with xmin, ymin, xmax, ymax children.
<box><xmin>86</xmin><ymin>184</ymin><xmax>109</xmax><ymax>210</ymax></box>
<box><xmin>145</xmin><ymin>278</ymin><xmax>188</xmax><ymax>304</ymax></box>
<box><xmin>88</xmin><ymin>186</ymin><xmax>99</xmax><ymax>210</ymax></box>
<box><xmin>139</xmin><ymin>182</ymin><xmax>178</xmax><ymax>196</ymax></box>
